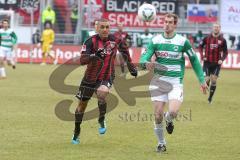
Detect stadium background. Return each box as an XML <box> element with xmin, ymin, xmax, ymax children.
<box><xmin>0</xmin><ymin>0</ymin><xmax>240</xmax><ymax>68</ymax></box>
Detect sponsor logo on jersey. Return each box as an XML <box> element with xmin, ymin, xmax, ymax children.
<box><xmin>155</xmin><ymin>51</ymin><xmax>181</xmax><ymax>59</ymax></box>
<box><xmin>109</xmin><ymin>41</ymin><xmax>116</xmax><ymax>49</ymax></box>
<box><xmin>165</xmin><ymin>40</ymin><xmax>171</xmax><ymax>43</ymax></box>
<box><xmin>210</xmin><ymin>44</ymin><xmax>218</xmax><ymax>49</ymax></box>
<box><xmin>156</xmin><ymin>51</ymin><xmax>169</xmax><ymax>57</ymax></box>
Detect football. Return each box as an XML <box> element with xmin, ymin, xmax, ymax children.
<box><xmin>138</xmin><ymin>3</ymin><xmax>156</xmax><ymax>22</ymax></box>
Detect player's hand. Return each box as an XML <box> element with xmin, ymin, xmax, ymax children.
<box><xmin>200</xmin><ymin>83</ymin><xmax>208</xmax><ymax>95</ymax></box>
<box><xmin>130</xmin><ymin>67</ymin><xmax>138</xmax><ymax>77</ymax></box>
<box><xmin>49</xmin><ymin>44</ymin><xmax>53</xmax><ymax>49</ymax></box>
<box><xmin>95</xmin><ymin>48</ymin><xmax>106</xmax><ymax>59</ymax></box>
<box><xmin>203</xmin><ymin>57</ymin><xmax>207</xmax><ymax>61</ymax></box>
<box><xmin>145</xmin><ymin>62</ymin><xmax>155</xmax><ymax>70</ymax></box>
<box><xmin>37</xmin><ymin>43</ymin><xmax>41</xmax><ymax>47</ymax></box>
<box><xmin>218</xmin><ymin>60</ymin><xmax>223</xmax><ymax>65</ymax></box>
<box><xmin>127</xmin><ymin>63</ymin><xmax>138</xmax><ymax>77</ymax></box>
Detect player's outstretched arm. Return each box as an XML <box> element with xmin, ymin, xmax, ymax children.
<box><xmin>139</xmin><ymin>40</ymin><xmax>155</xmax><ymax>70</ymax></box>
<box><xmin>184</xmin><ymin>39</ymin><xmax>206</xmax><ymax>92</ymax></box>
<box><xmin>219</xmin><ymin>38</ymin><xmax>228</xmax><ymax>65</ymax></box>
<box><xmin>198</xmin><ymin>37</ymin><xmax>206</xmax><ymax>61</ymax></box>
<box><xmin>118</xmin><ymin>39</ymin><xmax>138</xmax><ymax>77</ymax></box>
<box><xmin>10</xmin><ymin>31</ymin><xmax>18</xmax><ymax>45</ymax></box>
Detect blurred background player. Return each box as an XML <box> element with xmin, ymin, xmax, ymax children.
<box><xmin>0</xmin><ymin>19</ymin><xmax>17</xmax><ymax>79</ymax></box>
<box><xmin>199</xmin><ymin>23</ymin><xmax>228</xmax><ymax>104</ymax></box>
<box><xmin>32</xmin><ymin>29</ymin><xmax>41</xmax><ymax>44</ymax></box>
<box><xmin>70</xmin><ymin>2</ymin><xmax>78</xmax><ymax>34</ymax></box>
<box><xmin>88</xmin><ymin>20</ymin><xmax>98</xmax><ymax>37</ymax></box>
<box><xmin>41</xmin><ymin>5</ymin><xmax>56</xmax><ymax>27</ymax></box>
<box><xmin>40</xmin><ymin>21</ymin><xmax>57</xmax><ymax>65</ymax></box>
<box><xmin>114</xmin><ymin>24</ymin><xmax>132</xmax><ymax>76</ymax></box>
<box><xmin>140</xmin><ymin>13</ymin><xmax>207</xmax><ymax>152</ymax></box>
<box><xmin>137</xmin><ymin>28</ymin><xmax>153</xmax><ymax>48</ymax></box>
<box><xmin>72</xmin><ymin>18</ymin><xmax>137</xmax><ymax>144</ymax></box>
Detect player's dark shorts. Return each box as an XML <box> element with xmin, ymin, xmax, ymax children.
<box><xmin>203</xmin><ymin>61</ymin><xmax>221</xmax><ymax>77</ymax></box>
<box><xmin>76</xmin><ymin>80</ymin><xmax>113</xmax><ymax>101</ymax></box>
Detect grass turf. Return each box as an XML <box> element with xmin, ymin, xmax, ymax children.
<box><xmin>0</xmin><ymin>64</ymin><xmax>240</xmax><ymax>160</ymax></box>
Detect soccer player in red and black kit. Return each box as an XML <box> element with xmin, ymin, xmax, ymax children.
<box><xmin>71</xmin><ymin>19</ymin><xmax>138</xmax><ymax>144</ymax></box>
<box><xmin>114</xmin><ymin>24</ymin><xmax>132</xmax><ymax>76</ymax></box>
<box><xmin>199</xmin><ymin>23</ymin><xmax>228</xmax><ymax>104</ymax></box>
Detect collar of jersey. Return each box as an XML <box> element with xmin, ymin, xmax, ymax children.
<box><xmin>162</xmin><ymin>32</ymin><xmax>176</xmax><ymax>39</ymax></box>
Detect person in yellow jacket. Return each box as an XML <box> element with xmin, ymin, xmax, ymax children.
<box><xmin>42</xmin><ymin>6</ymin><xmax>56</xmax><ymax>25</ymax></box>
<box><xmin>40</xmin><ymin>22</ymin><xmax>57</xmax><ymax>65</ymax></box>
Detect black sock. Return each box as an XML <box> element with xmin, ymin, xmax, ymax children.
<box><xmin>120</xmin><ymin>64</ymin><xmax>125</xmax><ymax>73</ymax></box>
<box><xmin>209</xmin><ymin>85</ymin><xmax>216</xmax><ymax>100</ymax></box>
<box><xmin>74</xmin><ymin>109</ymin><xmax>84</xmax><ymax>139</ymax></box>
<box><xmin>98</xmin><ymin>101</ymin><xmax>107</xmax><ymax>125</ymax></box>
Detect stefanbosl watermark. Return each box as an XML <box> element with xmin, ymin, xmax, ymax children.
<box><xmin>49</xmin><ymin>56</ymin><xmax>173</xmax><ymax>121</ymax></box>
<box><xmin>118</xmin><ymin>109</ymin><xmax>192</xmax><ymax>122</ymax></box>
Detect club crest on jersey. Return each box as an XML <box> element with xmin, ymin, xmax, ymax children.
<box><xmin>81</xmin><ymin>45</ymin><xmax>86</xmax><ymax>52</ymax></box>
<box><xmin>173</xmin><ymin>46</ymin><xmax>179</xmax><ymax>51</ymax></box>
<box><xmin>107</xmin><ymin>41</ymin><xmax>116</xmax><ymax>49</ymax></box>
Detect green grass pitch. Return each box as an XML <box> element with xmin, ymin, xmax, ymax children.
<box><xmin>0</xmin><ymin>64</ymin><xmax>240</xmax><ymax>160</ymax></box>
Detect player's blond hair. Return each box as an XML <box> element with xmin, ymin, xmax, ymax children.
<box><xmin>213</xmin><ymin>22</ymin><xmax>221</xmax><ymax>27</ymax></box>
<box><xmin>165</xmin><ymin>13</ymin><xmax>178</xmax><ymax>25</ymax></box>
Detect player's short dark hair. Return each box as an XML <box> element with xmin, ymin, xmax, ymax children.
<box><xmin>165</xmin><ymin>13</ymin><xmax>178</xmax><ymax>25</ymax></box>
<box><xmin>44</xmin><ymin>21</ymin><xmax>52</xmax><ymax>28</ymax></box>
<box><xmin>2</xmin><ymin>19</ymin><xmax>9</xmax><ymax>24</ymax></box>
<box><xmin>97</xmin><ymin>18</ymin><xmax>109</xmax><ymax>23</ymax></box>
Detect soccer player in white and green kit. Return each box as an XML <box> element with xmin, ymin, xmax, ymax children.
<box><xmin>0</xmin><ymin>19</ymin><xmax>17</xmax><ymax>79</ymax></box>
<box><xmin>140</xmin><ymin>13</ymin><xmax>208</xmax><ymax>152</ymax></box>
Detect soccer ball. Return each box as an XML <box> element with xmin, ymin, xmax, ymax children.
<box><xmin>138</xmin><ymin>3</ymin><xmax>156</xmax><ymax>22</ymax></box>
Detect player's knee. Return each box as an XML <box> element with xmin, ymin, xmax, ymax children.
<box><xmin>212</xmin><ymin>76</ymin><xmax>218</xmax><ymax>81</ymax></box>
<box><xmin>154</xmin><ymin>114</ymin><xmax>163</xmax><ymax>123</ymax></box>
<box><xmin>211</xmin><ymin>80</ymin><xmax>217</xmax><ymax>86</ymax></box>
<box><xmin>211</xmin><ymin>77</ymin><xmax>217</xmax><ymax>86</ymax></box>
<box><xmin>97</xmin><ymin>87</ymin><xmax>109</xmax><ymax>101</ymax></box>
<box><xmin>169</xmin><ymin>111</ymin><xmax>178</xmax><ymax>118</ymax></box>
<box><xmin>97</xmin><ymin>85</ymin><xmax>109</xmax><ymax>92</ymax></box>
<box><xmin>96</xmin><ymin>89</ymin><xmax>108</xmax><ymax>101</ymax></box>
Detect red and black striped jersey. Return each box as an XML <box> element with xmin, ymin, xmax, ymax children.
<box><xmin>80</xmin><ymin>34</ymin><xmax>135</xmax><ymax>83</ymax></box>
<box><xmin>199</xmin><ymin>34</ymin><xmax>228</xmax><ymax>63</ymax></box>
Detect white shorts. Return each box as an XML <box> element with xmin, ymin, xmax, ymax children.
<box><xmin>0</xmin><ymin>47</ymin><xmax>13</xmax><ymax>61</ymax></box>
<box><xmin>149</xmin><ymin>77</ymin><xmax>183</xmax><ymax>103</ymax></box>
